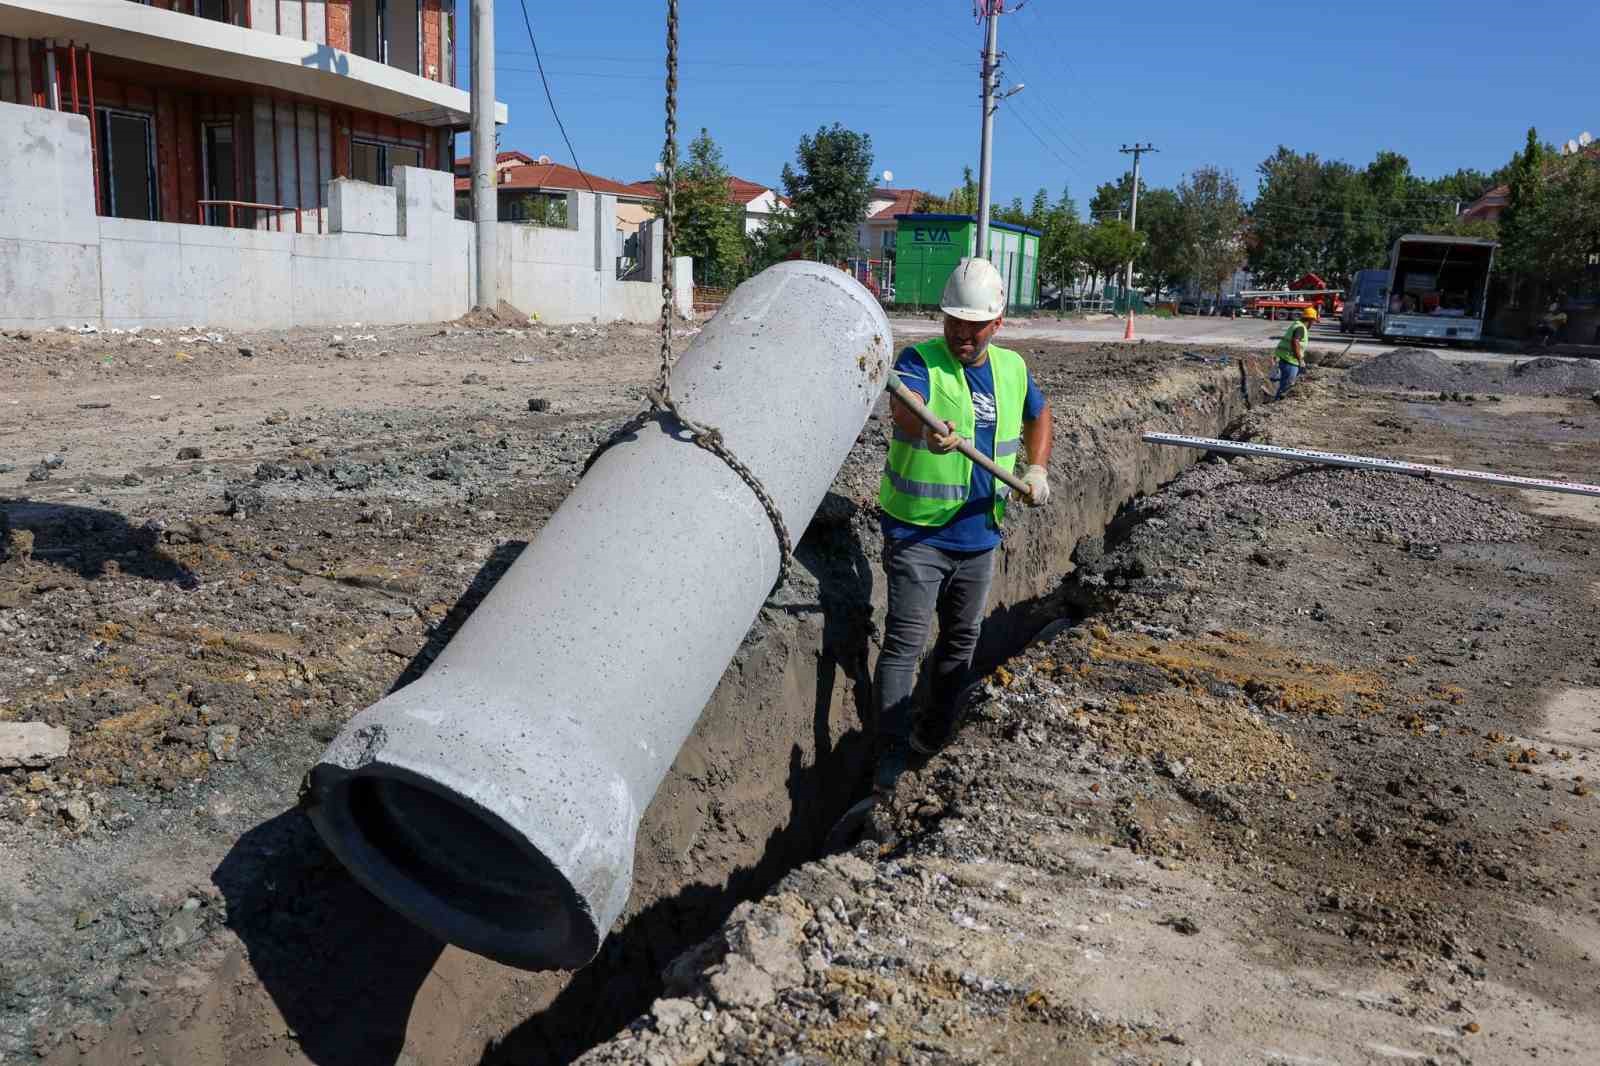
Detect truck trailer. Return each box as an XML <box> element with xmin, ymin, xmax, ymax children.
<box><xmin>1374</xmin><ymin>235</ymin><xmax>1498</xmax><ymax>345</ymax></box>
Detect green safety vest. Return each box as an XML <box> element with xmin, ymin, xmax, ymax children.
<box><xmin>1275</xmin><ymin>321</ymin><xmax>1308</xmax><ymax>366</ymax></box>
<box><xmin>878</xmin><ymin>337</ymin><xmax>1029</xmax><ymax>528</ymax></box>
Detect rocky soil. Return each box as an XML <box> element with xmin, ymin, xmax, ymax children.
<box><xmin>571</xmin><ymin>362</ymin><xmax>1600</xmax><ymax>1065</ymax></box>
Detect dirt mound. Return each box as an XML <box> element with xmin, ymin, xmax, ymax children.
<box><xmin>1348</xmin><ymin>347</ymin><xmax>1460</xmax><ymax>391</ymax></box>
<box><xmin>452</xmin><ymin>300</ymin><xmax>535</xmax><ymax>328</ymax></box>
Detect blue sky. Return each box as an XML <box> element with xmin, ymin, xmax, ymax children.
<box><xmin>456</xmin><ymin>0</ymin><xmax>1597</xmax><ymax>211</ymax></box>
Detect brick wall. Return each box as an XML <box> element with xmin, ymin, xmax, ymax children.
<box><xmin>421</xmin><ymin>0</ymin><xmax>440</xmax><ymax>81</ymax></box>
<box><xmin>325</xmin><ymin>0</ymin><xmax>349</xmax><ymax>51</ymax></box>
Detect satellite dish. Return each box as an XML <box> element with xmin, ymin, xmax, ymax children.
<box><xmin>1564</xmin><ymin>140</ymin><xmax>1579</xmax><ymax>155</ymax></box>
<box><xmin>882</xmin><ymin>169</ymin><xmax>894</xmax><ymax>183</ymax></box>
<box><xmin>1580</xmin><ymin>131</ymin><xmax>1594</xmax><ymax>147</ymax></box>
<box><xmin>537</xmin><ymin>154</ymin><xmax>552</xmax><ymax>165</ymax></box>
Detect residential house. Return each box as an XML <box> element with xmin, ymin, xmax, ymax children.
<box><xmin>453</xmin><ymin>153</ymin><xmax>658</xmax><ymax>267</ymax></box>
<box><xmin>728</xmin><ymin>176</ymin><xmax>784</xmax><ymax>234</ymax></box>
<box><xmin>857</xmin><ymin>187</ymin><xmax>925</xmax><ymax>257</ymax></box>
<box><xmin>0</xmin><ymin>0</ymin><xmax>501</xmax><ymax>231</ymax></box>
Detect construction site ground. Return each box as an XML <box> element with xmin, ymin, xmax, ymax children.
<box><xmin>1</xmin><ymin>319</ymin><xmax>1597</xmax><ymax>1065</ymax></box>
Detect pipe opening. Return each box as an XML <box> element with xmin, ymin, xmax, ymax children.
<box><xmin>337</xmin><ymin>775</ymin><xmax>593</xmax><ymax>968</ymax></box>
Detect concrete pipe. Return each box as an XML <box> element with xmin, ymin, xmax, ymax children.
<box><xmin>306</xmin><ymin>261</ymin><xmax>892</xmax><ymax>970</ymax></box>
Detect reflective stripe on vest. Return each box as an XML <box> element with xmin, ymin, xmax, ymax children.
<box><xmin>878</xmin><ymin>337</ymin><xmax>1029</xmax><ymax>528</ymax></box>
<box><xmin>894</xmin><ymin>426</ymin><xmax>1021</xmax><ymax>457</ymax></box>
<box><xmin>884</xmin><ymin>469</ymin><xmax>969</xmax><ymax>501</ymax></box>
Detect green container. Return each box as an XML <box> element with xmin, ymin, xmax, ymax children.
<box><xmin>892</xmin><ymin>214</ymin><xmax>1040</xmax><ymax>313</ymax></box>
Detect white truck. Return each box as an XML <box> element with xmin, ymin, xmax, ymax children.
<box><xmin>1374</xmin><ymin>234</ymin><xmax>1498</xmax><ymax>345</ymax></box>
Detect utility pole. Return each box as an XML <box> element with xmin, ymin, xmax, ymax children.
<box><xmin>1119</xmin><ymin>142</ymin><xmax>1157</xmax><ymax>340</ymax></box>
<box><xmin>471</xmin><ymin>0</ymin><xmax>498</xmax><ymax>310</ymax></box>
<box><xmin>974</xmin><ymin>10</ymin><xmax>999</xmax><ymax>259</ymax></box>
<box><xmin>974</xmin><ymin>4</ymin><xmax>1023</xmax><ymax>263</ymax></box>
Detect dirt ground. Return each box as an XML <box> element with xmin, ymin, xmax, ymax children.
<box><xmin>3</xmin><ymin>326</ymin><xmax>1596</xmax><ymax>1064</ymax></box>
<box><xmin>0</xmin><ymin>321</ymin><xmax>1246</xmax><ymax>1065</ymax></box>
<box><xmin>571</xmin><ymin>360</ymin><xmax>1600</xmax><ymax>1065</ymax></box>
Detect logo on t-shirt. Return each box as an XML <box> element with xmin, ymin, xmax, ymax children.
<box><xmin>970</xmin><ymin>391</ymin><xmax>997</xmax><ymax>427</ymax></box>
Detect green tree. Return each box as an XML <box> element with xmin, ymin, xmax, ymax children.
<box><xmin>1090</xmin><ymin>171</ymin><xmax>1137</xmax><ymax>223</ymax></box>
<box><xmin>1499</xmin><ymin>127</ymin><xmax>1549</xmax><ymax>282</ymax></box>
<box><xmin>655</xmin><ymin>128</ymin><xmax>746</xmax><ymax>285</ymax></box>
<box><xmin>1131</xmin><ymin>187</ymin><xmax>1184</xmax><ymax>298</ymax></box>
<box><xmin>1178</xmin><ymin>165</ymin><xmax>1246</xmax><ymax>298</ymax></box>
<box><xmin>1501</xmin><ymin>142</ymin><xmax>1600</xmax><ymax>302</ymax></box>
<box><xmin>779</xmin><ymin>123</ymin><xmax>875</xmax><ymax>262</ymax></box>
<box><xmin>1082</xmin><ymin>219</ymin><xmax>1145</xmax><ymax>295</ymax></box>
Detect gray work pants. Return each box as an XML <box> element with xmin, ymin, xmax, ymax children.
<box><xmin>874</xmin><ymin>538</ymin><xmax>997</xmax><ymax>743</ymax></box>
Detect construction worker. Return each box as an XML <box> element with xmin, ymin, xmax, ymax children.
<box><xmin>873</xmin><ymin>257</ymin><xmax>1053</xmax><ymax>793</ymax></box>
<box><xmin>1267</xmin><ymin>305</ymin><xmax>1317</xmax><ymax>400</ymax></box>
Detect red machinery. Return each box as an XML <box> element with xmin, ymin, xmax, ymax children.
<box><xmin>1242</xmin><ymin>273</ymin><xmax>1345</xmax><ymax>320</ymax></box>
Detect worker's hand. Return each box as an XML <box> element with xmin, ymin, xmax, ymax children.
<box><xmin>1021</xmin><ymin>464</ymin><xmax>1050</xmax><ymax>507</ymax></box>
<box><xmin>925</xmin><ymin>420</ymin><xmax>961</xmax><ymax>455</ymax></box>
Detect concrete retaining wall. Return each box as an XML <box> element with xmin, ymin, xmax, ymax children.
<box><xmin>0</xmin><ymin>100</ymin><xmax>690</xmax><ymax>330</ymax></box>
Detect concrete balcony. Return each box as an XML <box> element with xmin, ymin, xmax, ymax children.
<box><xmin>0</xmin><ymin>0</ymin><xmax>506</xmax><ymax>127</ymax></box>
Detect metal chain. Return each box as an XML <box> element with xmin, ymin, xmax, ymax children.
<box><xmin>583</xmin><ymin>0</ymin><xmax>793</xmax><ymax>591</ymax></box>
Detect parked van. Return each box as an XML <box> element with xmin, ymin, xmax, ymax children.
<box><xmin>1339</xmin><ymin>269</ymin><xmax>1388</xmax><ymax>333</ymax></box>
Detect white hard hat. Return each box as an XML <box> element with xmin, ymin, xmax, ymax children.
<box><xmin>940</xmin><ymin>257</ymin><xmax>1007</xmax><ymax>322</ymax></box>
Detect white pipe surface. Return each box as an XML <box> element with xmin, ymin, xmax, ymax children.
<box><xmin>307</xmin><ymin>263</ymin><xmax>892</xmax><ymax>970</ymax></box>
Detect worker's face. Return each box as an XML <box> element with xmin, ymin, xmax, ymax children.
<box><xmin>944</xmin><ymin>313</ymin><xmax>1004</xmax><ymax>365</ymax></box>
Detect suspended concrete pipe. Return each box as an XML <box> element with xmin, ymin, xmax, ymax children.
<box><xmin>305</xmin><ymin>262</ymin><xmax>892</xmax><ymax>970</ymax></box>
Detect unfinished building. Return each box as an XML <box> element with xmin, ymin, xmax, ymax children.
<box><xmin>0</xmin><ymin>0</ymin><xmax>480</xmax><ymax>232</ymax></box>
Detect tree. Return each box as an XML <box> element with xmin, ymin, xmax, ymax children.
<box><xmin>779</xmin><ymin>123</ymin><xmax>875</xmax><ymax>262</ymax></box>
<box><xmin>1090</xmin><ymin>171</ymin><xmax>1137</xmax><ymax>223</ymax></box>
<box><xmin>1499</xmin><ymin>127</ymin><xmax>1549</xmax><ymax>282</ymax></box>
<box><xmin>1178</xmin><ymin>165</ymin><xmax>1246</xmax><ymax>298</ymax></box>
<box><xmin>1082</xmin><ymin>220</ymin><xmax>1145</xmax><ymax>295</ymax></box>
<box><xmin>655</xmin><ymin>128</ymin><xmax>746</xmax><ymax>285</ymax></box>
<box><xmin>1131</xmin><ymin>187</ymin><xmax>1184</xmax><ymax>298</ymax></box>
<box><xmin>1501</xmin><ymin>139</ymin><xmax>1600</xmax><ymax>303</ymax></box>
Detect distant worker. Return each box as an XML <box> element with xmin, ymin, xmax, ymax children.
<box><xmin>1390</xmin><ymin>292</ymin><xmax>1406</xmax><ymax>314</ymax></box>
<box><xmin>1266</xmin><ymin>305</ymin><xmax>1317</xmax><ymax>400</ymax></box>
<box><xmin>1536</xmin><ymin>301</ymin><xmax>1568</xmax><ymax>348</ymax></box>
<box><xmin>874</xmin><ymin>257</ymin><xmax>1053</xmax><ymax>793</ymax></box>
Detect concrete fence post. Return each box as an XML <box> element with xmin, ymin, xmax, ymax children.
<box><xmin>306</xmin><ymin>262</ymin><xmax>893</xmax><ymax>970</ymax></box>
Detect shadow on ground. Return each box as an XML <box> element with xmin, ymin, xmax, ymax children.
<box><xmin>1</xmin><ymin>499</ymin><xmax>197</xmax><ymax>587</ymax></box>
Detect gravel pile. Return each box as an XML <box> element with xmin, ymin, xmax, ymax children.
<box><xmin>1206</xmin><ymin>467</ymin><xmax>1541</xmax><ymax>543</ymax></box>
<box><xmin>1350</xmin><ymin>348</ymin><xmax>1600</xmax><ymax>397</ymax></box>
<box><xmin>1348</xmin><ymin>348</ymin><xmax>1461</xmax><ymax>391</ymax></box>
<box><xmin>1503</xmin><ymin>355</ymin><xmax>1600</xmax><ymax>394</ymax></box>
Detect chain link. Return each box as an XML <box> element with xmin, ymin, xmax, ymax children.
<box><xmin>582</xmin><ymin>0</ymin><xmax>793</xmax><ymax>592</ymax></box>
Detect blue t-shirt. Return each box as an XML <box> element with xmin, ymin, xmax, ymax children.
<box><xmin>882</xmin><ymin>345</ymin><xmax>1046</xmax><ymax>552</ymax></box>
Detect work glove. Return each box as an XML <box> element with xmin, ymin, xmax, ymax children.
<box><xmin>1021</xmin><ymin>464</ymin><xmax>1049</xmax><ymax>507</ymax></box>
<box><xmin>925</xmin><ymin>421</ymin><xmax>961</xmax><ymax>455</ymax></box>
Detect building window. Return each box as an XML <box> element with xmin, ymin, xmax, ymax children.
<box><xmin>201</xmin><ymin>121</ymin><xmax>236</xmax><ymax>225</ymax></box>
<box><xmin>350</xmin><ymin>0</ymin><xmax>421</xmax><ymax>74</ymax></box>
<box><xmin>351</xmin><ymin>139</ymin><xmax>421</xmax><ymax>186</ymax></box>
<box><xmin>880</xmin><ymin>228</ymin><xmax>895</xmax><ymax>251</ymax></box>
<box><xmin>96</xmin><ymin>107</ymin><xmax>158</xmax><ymax>220</ymax></box>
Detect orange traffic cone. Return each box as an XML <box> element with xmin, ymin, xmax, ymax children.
<box><xmin>1123</xmin><ymin>310</ymin><xmax>1135</xmax><ymax>341</ymax></box>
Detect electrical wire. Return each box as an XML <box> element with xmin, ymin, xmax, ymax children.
<box><xmin>515</xmin><ymin>0</ymin><xmax>594</xmax><ymax>193</ymax></box>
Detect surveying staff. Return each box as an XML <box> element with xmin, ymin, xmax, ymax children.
<box><xmin>873</xmin><ymin>257</ymin><xmax>1053</xmax><ymax>793</ymax></box>
<box><xmin>1267</xmin><ymin>305</ymin><xmax>1317</xmax><ymax>400</ymax></box>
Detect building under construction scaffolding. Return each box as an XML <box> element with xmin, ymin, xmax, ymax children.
<box><xmin>0</xmin><ymin>0</ymin><xmax>503</xmax><ymax>233</ymax></box>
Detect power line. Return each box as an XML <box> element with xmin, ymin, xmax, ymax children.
<box><xmin>497</xmin><ymin>67</ymin><xmax>907</xmax><ymax>87</ymax></box>
<box><xmin>515</xmin><ymin>0</ymin><xmax>594</xmax><ymax>193</ymax></box>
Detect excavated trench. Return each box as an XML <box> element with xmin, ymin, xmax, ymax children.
<box><xmin>40</xmin><ymin>352</ymin><xmax>1257</xmax><ymax>1066</ymax></box>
